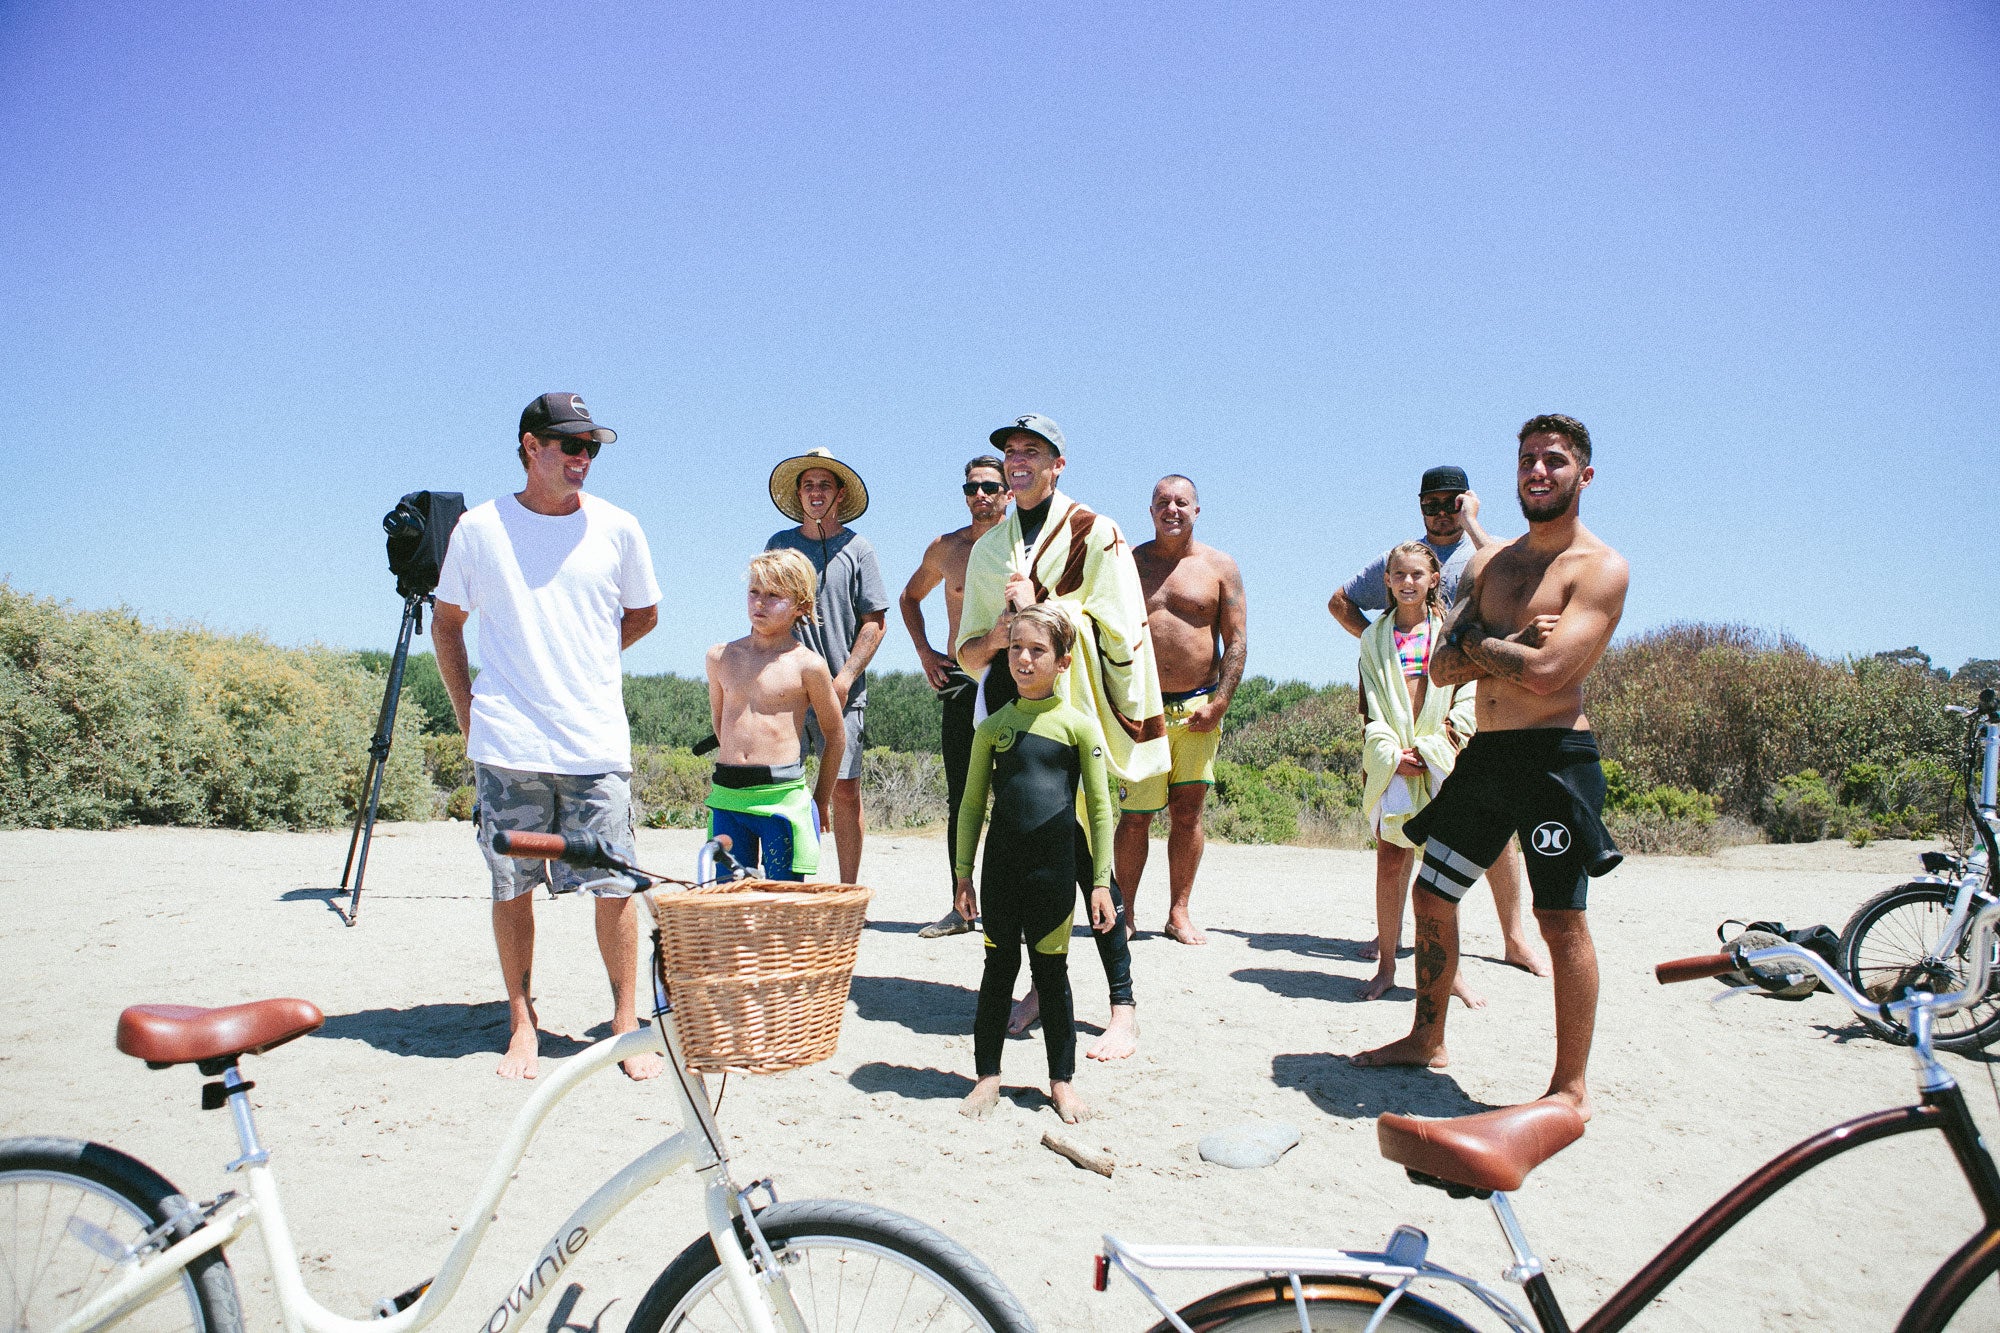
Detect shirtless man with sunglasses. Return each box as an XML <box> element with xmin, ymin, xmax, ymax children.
<box><xmin>900</xmin><ymin>455</ymin><xmax>1012</xmax><ymax>937</ymax></box>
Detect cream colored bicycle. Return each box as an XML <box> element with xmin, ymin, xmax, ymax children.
<box><xmin>2</xmin><ymin>833</ymin><xmax>1036</xmax><ymax>1333</ymax></box>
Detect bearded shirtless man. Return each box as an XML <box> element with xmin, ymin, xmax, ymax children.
<box><xmin>901</xmin><ymin>455</ymin><xmax>1011</xmax><ymax>936</ymax></box>
<box><xmin>1116</xmin><ymin>475</ymin><xmax>1246</xmax><ymax>945</ymax></box>
<box><xmin>1350</xmin><ymin>414</ymin><xmax>1628</xmax><ymax>1121</ymax></box>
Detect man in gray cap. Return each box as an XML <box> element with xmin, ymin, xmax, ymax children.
<box><xmin>1328</xmin><ymin>464</ymin><xmax>1548</xmax><ymax>979</ymax></box>
<box><xmin>433</xmin><ymin>393</ymin><xmax>662</xmax><ymax>1082</ymax></box>
<box><xmin>955</xmin><ymin>413</ymin><xmax>1166</xmax><ymax>1061</ymax></box>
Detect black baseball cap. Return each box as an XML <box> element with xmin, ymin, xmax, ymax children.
<box><xmin>519</xmin><ymin>393</ymin><xmax>616</xmax><ymax>444</ymax></box>
<box><xmin>1419</xmin><ymin>465</ymin><xmax>1469</xmax><ymax>494</ymax></box>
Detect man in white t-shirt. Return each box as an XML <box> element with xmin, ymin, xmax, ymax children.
<box><xmin>433</xmin><ymin>392</ymin><xmax>663</xmax><ymax>1081</ymax></box>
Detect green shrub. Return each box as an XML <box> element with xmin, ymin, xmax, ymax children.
<box><xmin>623</xmin><ymin>674</ymin><xmax>715</xmax><ymax>749</ymax></box>
<box><xmin>351</xmin><ymin>649</ymin><xmax>458</xmax><ymax>734</ymax></box>
<box><xmin>421</xmin><ymin>732</ymin><xmax>470</xmax><ymax>792</ymax></box>
<box><xmin>1764</xmin><ymin>770</ymin><xmax>1839</xmax><ymax>843</ymax></box>
<box><xmin>1219</xmin><ymin>687</ymin><xmax>1364</xmax><ymax>771</ymax></box>
<box><xmin>0</xmin><ymin>585</ymin><xmax>430</xmax><ymax>829</ymax></box>
<box><xmin>856</xmin><ymin>673</ymin><xmax>943</xmax><ymax>755</ymax></box>
<box><xmin>1207</xmin><ymin>759</ymin><xmax>1300</xmax><ymax>844</ymax></box>
<box><xmin>631</xmin><ymin>744</ymin><xmax>712</xmax><ymax>828</ymax></box>
<box><xmin>445</xmin><ymin>784</ymin><xmax>475</xmax><ymax>820</ymax></box>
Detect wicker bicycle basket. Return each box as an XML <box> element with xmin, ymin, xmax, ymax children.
<box><xmin>647</xmin><ymin>879</ymin><xmax>873</xmax><ymax>1074</ymax></box>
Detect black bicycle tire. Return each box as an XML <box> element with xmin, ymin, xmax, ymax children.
<box><xmin>0</xmin><ymin>1136</ymin><xmax>244</xmax><ymax>1333</ymax></box>
<box><xmin>626</xmin><ymin>1197</ymin><xmax>1037</xmax><ymax>1333</ymax></box>
<box><xmin>1149</xmin><ymin>1275</ymin><xmax>1475</xmax><ymax>1331</ymax></box>
<box><xmin>1839</xmin><ymin>882</ymin><xmax>2000</xmax><ymax>1051</ymax></box>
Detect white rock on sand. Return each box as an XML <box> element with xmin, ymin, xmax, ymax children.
<box><xmin>2</xmin><ymin>824</ymin><xmax>1994</xmax><ymax>1331</ymax></box>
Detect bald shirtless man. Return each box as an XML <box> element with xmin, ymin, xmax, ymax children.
<box><xmin>1351</xmin><ymin>414</ymin><xmax>1628</xmax><ymax>1121</ymax></box>
<box><xmin>901</xmin><ymin>455</ymin><xmax>1011</xmax><ymax>937</ymax></box>
<box><xmin>1116</xmin><ymin>475</ymin><xmax>1246</xmax><ymax>945</ymax></box>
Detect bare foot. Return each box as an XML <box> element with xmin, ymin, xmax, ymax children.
<box><xmin>497</xmin><ymin>1002</ymin><xmax>539</xmax><ymax>1079</ymax></box>
<box><xmin>1050</xmin><ymin>1081</ymin><xmax>1093</xmax><ymax>1123</ymax></box>
<box><xmin>1163</xmin><ymin>911</ymin><xmax>1206</xmax><ymax>946</ymax></box>
<box><xmin>1008</xmin><ymin>989</ymin><xmax>1041</xmax><ymax>1036</ymax></box>
<box><xmin>959</xmin><ymin>1077</ymin><xmax>1002</xmax><ymax>1119</ymax></box>
<box><xmin>614</xmin><ymin>1024</ymin><xmax>664</xmax><ymax>1081</ymax></box>
<box><xmin>1541</xmin><ymin>1087</ymin><xmax>1594</xmax><ymax>1123</ymax></box>
<box><xmin>1087</xmin><ymin>1004</ymin><xmax>1138</xmax><ymax>1061</ymax></box>
<box><xmin>1357</xmin><ymin>970</ymin><xmax>1398</xmax><ymax>1001</ymax></box>
<box><xmin>1451</xmin><ymin>974</ymin><xmax>1488</xmax><ymax>1010</ymax></box>
<box><xmin>1349</xmin><ymin>1033</ymin><xmax>1449</xmax><ymax>1069</ymax></box>
<box><xmin>1504</xmin><ymin>943</ymin><xmax>1553</xmax><ymax>977</ymax></box>
<box><xmin>1358</xmin><ymin>940</ymin><xmax>1381</xmax><ymax>963</ymax></box>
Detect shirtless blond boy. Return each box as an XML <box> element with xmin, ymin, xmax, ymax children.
<box><xmin>1116</xmin><ymin>475</ymin><xmax>1246</xmax><ymax>945</ymax></box>
<box><xmin>704</xmin><ymin>549</ymin><xmax>845</xmax><ymax>881</ymax></box>
<box><xmin>1351</xmin><ymin>414</ymin><xmax>1629</xmax><ymax>1121</ymax></box>
<box><xmin>900</xmin><ymin>455</ymin><xmax>1011</xmax><ymax>936</ymax></box>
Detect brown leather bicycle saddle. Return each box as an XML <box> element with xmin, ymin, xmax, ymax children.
<box><xmin>117</xmin><ymin>999</ymin><xmax>325</xmax><ymax>1066</ymax></box>
<box><xmin>1376</xmin><ymin>1100</ymin><xmax>1586</xmax><ymax>1193</ymax></box>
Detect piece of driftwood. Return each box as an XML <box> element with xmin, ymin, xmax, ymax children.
<box><xmin>1041</xmin><ymin>1129</ymin><xmax>1115</xmax><ymax>1177</ymax></box>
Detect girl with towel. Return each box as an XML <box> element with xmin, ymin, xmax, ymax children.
<box><xmin>1357</xmin><ymin>542</ymin><xmax>1484</xmax><ymax>1007</ymax></box>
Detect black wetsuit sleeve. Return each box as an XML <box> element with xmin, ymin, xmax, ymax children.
<box><xmin>954</xmin><ymin>719</ymin><xmax>997</xmax><ymax>878</ymax></box>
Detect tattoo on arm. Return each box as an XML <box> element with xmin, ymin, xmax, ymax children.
<box><xmin>1461</xmin><ymin>631</ymin><xmax>1531</xmax><ymax>683</ymax></box>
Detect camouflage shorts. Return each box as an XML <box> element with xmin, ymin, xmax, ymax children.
<box><xmin>475</xmin><ymin>764</ymin><xmax>637</xmax><ymax>902</ymax></box>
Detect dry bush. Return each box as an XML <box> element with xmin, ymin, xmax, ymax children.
<box><xmin>0</xmin><ymin>585</ymin><xmax>431</xmax><ymax>829</ymax></box>
<box><xmin>861</xmin><ymin>747</ymin><xmax>948</xmax><ymax>830</ymax></box>
<box><xmin>631</xmin><ymin>744</ymin><xmax>711</xmax><ymax>829</ymax></box>
<box><xmin>1588</xmin><ymin>623</ymin><xmax>1963</xmax><ymax>824</ymax></box>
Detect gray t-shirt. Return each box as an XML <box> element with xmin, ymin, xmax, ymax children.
<box><xmin>1342</xmin><ymin>535</ymin><xmax>1474</xmax><ymax>614</ymax></box>
<box><xmin>764</xmin><ymin>527</ymin><xmax>891</xmax><ymax>712</ymax></box>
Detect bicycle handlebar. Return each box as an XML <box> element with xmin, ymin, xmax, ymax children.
<box><xmin>1659</xmin><ymin>899</ymin><xmax>2000</xmax><ymax>1027</ymax></box>
<box><xmin>1656</xmin><ymin>954</ymin><xmax>1738</xmax><ymax>985</ymax></box>
<box><xmin>491</xmin><ymin>830</ymin><xmax>631</xmax><ymax>871</ymax></box>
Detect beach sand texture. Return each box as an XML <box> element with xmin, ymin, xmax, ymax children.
<box><xmin>3</xmin><ymin>824</ymin><xmax>1996</xmax><ymax>1331</ymax></box>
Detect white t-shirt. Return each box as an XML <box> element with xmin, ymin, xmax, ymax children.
<box><xmin>435</xmin><ymin>493</ymin><xmax>661</xmax><ymax>774</ymax></box>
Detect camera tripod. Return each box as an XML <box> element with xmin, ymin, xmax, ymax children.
<box><xmin>336</xmin><ymin>590</ymin><xmax>430</xmax><ymax>926</ymax></box>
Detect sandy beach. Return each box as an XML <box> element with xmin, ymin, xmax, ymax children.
<box><xmin>3</xmin><ymin>823</ymin><xmax>1995</xmax><ymax>1331</ymax></box>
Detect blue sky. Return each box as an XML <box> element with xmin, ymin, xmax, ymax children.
<box><xmin>3</xmin><ymin>2</ymin><xmax>1995</xmax><ymax>687</ymax></box>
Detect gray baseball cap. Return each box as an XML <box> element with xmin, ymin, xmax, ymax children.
<box><xmin>989</xmin><ymin>413</ymin><xmax>1066</xmax><ymax>456</ymax></box>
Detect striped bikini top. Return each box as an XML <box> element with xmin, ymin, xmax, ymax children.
<box><xmin>1392</xmin><ymin>618</ymin><xmax>1433</xmax><ymax>678</ymax></box>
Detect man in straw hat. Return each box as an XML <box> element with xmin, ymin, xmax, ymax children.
<box><xmin>956</xmin><ymin>414</ymin><xmax>1167</xmax><ymax>1060</ymax></box>
<box><xmin>765</xmin><ymin>447</ymin><xmax>890</xmax><ymax>884</ymax></box>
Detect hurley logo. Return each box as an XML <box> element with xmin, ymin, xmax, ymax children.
<box><xmin>1530</xmin><ymin>822</ymin><xmax>1571</xmax><ymax>855</ymax></box>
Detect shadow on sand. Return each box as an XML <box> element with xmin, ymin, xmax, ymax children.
<box><xmin>848</xmin><ymin>1062</ymin><xmax>974</xmax><ymax>1101</ymax></box>
<box><xmin>846</xmin><ymin>975</ymin><xmax>974</xmax><ymax>1036</ymax></box>
<box><xmin>1234</xmin><ymin>967</ymin><xmax>1406</xmax><ymax>1003</ymax></box>
<box><xmin>314</xmin><ymin>1002</ymin><xmax>596</xmax><ymax>1060</ymax></box>
<box><xmin>1210</xmin><ymin>928</ymin><xmax>1374</xmax><ymax>965</ymax></box>
<box><xmin>1271</xmin><ymin>1051</ymin><xmax>1494</xmax><ymax>1120</ymax></box>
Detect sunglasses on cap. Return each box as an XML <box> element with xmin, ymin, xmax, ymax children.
<box><xmin>1419</xmin><ymin>495</ymin><xmax>1463</xmax><ymax>516</ymax></box>
<box><xmin>962</xmin><ymin>480</ymin><xmax>1005</xmax><ymax>496</ymax></box>
<box><xmin>544</xmin><ymin>435</ymin><xmax>601</xmax><ymax>460</ymax></box>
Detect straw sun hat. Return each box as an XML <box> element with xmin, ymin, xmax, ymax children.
<box><xmin>768</xmin><ymin>448</ymin><xmax>870</xmax><ymax>524</ymax></box>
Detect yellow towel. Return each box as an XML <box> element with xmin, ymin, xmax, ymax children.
<box><xmin>1359</xmin><ymin>611</ymin><xmax>1475</xmax><ymax>848</ymax></box>
<box><xmin>956</xmin><ymin>490</ymin><xmax>1169</xmax><ymax>786</ymax></box>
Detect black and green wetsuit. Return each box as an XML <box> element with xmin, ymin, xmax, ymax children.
<box><xmin>955</xmin><ymin>694</ymin><xmax>1118</xmax><ymax>1084</ymax></box>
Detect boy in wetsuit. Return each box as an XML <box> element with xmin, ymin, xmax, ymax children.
<box><xmin>955</xmin><ymin>604</ymin><xmax>1119</xmax><ymax>1125</ymax></box>
<box><xmin>702</xmin><ymin>549</ymin><xmax>845</xmax><ymax>881</ymax></box>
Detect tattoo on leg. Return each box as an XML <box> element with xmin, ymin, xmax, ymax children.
<box><xmin>1414</xmin><ymin>917</ymin><xmax>1445</xmax><ymax>1029</ymax></box>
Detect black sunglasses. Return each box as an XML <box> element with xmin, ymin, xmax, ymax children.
<box><xmin>963</xmin><ymin>480</ymin><xmax>1005</xmax><ymax>496</ymax></box>
<box><xmin>546</xmin><ymin>436</ymin><xmax>601</xmax><ymax>460</ymax></box>
<box><xmin>1419</xmin><ymin>495</ymin><xmax>1462</xmax><ymax>516</ymax></box>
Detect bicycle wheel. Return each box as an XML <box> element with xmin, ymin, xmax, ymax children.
<box><xmin>1153</xmin><ymin>1275</ymin><xmax>1475</xmax><ymax>1331</ymax></box>
<box><xmin>627</xmin><ymin>1197</ymin><xmax>1036</xmax><ymax>1333</ymax></box>
<box><xmin>1840</xmin><ymin>882</ymin><xmax>2000</xmax><ymax>1051</ymax></box>
<box><xmin>0</xmin><ymin>1137</ymin><xmax>244</xmax><ymax>1333</ymax></box>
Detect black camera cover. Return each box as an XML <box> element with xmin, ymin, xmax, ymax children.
<box><xmin>384</xmin><ymin>490</ymin><xmax>466</xmax><ymax>598</ymax></box>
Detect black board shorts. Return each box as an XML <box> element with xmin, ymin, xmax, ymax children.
<box><xmin>1404</xmin><ymin>729</ymin><xmax>1622</xmax><ymax>912</ymax></box>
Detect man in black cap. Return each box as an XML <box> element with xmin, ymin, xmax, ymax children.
<box><xmin>1328</xmin><ymin>465</ymin><xmax>1549</xmax><ymax>979</ymax></box>
<box><xmin>433</xmin><ymin>393</ymin><xmax>662</xmax><ymax>1082</ymax></box>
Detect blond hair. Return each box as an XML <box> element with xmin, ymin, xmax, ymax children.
<box><xmin>1009</xmin><ymin>603</ymin><xmax>1076</xmax><ymax>658</ymax></box>
<box><xmin>1383</xmin><ymin>540</ymin><xmax>1444</xmax><ymax>619</ymax></box>
<box><xmin>747</xmin><ymin>548</ymin><xmax>817</xmax><ymax>624</ymax></box>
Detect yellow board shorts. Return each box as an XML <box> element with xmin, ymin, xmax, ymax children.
<box><xmin>1119</xmin><ymin>690</ymin><xmax>1220</xmax><ymax>813</ymax></box>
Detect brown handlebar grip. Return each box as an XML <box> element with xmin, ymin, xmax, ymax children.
<box><xmin>713</xmin><ymin>834</ymin><xmax>733</xmax><ymax>853</ymax></box>
<box><xmin>1656</xmin><ymin>953</ymin><xmax>1737</xmax><ymax>985</ymax></box>
<box><xmin>493</xmin><ymin>830</ymin><xmax>568</xmax><ymax>859</ymax></box>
